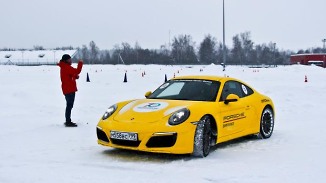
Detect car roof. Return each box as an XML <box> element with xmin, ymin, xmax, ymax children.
<box><xmin>172</xmin><ymin>75</ymin><xmax>229</xmax><ymax>82</ymax></box>
<box><xmin>171</xmin><ymin>75</ymin><xmax>257</xmax><ymax>93</ymax></box>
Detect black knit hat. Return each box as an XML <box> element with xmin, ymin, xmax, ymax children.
<box><xmin>61</xmin><ymin>54</ymin><xmax>71</xmax><ymax>61</ymax></box>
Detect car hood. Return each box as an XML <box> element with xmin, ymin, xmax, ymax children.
<box><xmin>113</xmin><ymin>99</ymin><xmax>193</xmax><ymax>123</ymax></box>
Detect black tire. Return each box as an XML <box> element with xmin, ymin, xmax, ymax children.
<box><xmin>193</xmin><ymin>116</ymin><xmax>212</xmax><ymax>157</ymax></box>
<box><xmin>259</xmin><ymin>107</ymin><xmax>274</xmax><ymax>139</ymax></box>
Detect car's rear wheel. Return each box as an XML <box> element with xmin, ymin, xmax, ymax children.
<box><xmin>259</xmin><ymin>107</ymin><xmax>274</xmax><ymax>139</ymax></box>
<box><xmin>193</xmin><ymin>116</ymin><xmax>212</xmax><ymax>157</ymax></box>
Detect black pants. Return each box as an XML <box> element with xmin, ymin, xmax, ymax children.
<box><xmin>64</xmin><ymin>92</ymin><xmax>75</xmax><ymax>122</ymax></box>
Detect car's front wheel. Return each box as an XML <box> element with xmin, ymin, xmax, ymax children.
<box><xmin>193</xmin><ymin>116</ymin><xmax>212</xmax><ymax>157</ymax></box>
<box><xmin>259</xmin><ymin>107</ymin><xmax>274</xmax><ymax>139</ymax></box>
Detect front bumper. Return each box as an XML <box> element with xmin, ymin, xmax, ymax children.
<box><xmin>96</xmin><ymin>119</ymin><xmax>197</xmax><ymax>154</ymax></box>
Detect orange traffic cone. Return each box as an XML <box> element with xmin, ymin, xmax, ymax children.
<box><xmin>304</xmin><ymin>75</ymin><xmax>308</xmax><ymax>82</ymax></box>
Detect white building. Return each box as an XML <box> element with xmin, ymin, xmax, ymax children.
<box><xmin>0</xmin><ymin>50</ymin><xmax>77</xmax><ymax>66</ymax></box>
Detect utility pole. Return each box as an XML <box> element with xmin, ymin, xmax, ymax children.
<box><xmin>21</xmin><ymin>51</ymin><xmax>24</xmax><ymax>62</ymax></box>
<box><xmin>222</xmin><ymin>0</ymin><xmax>226</xmax><ymax>71</ymax></box>
<box><xmin>169</xmin><ymin>30</ymin><xmax>171</xmax><ymax>51</ymax></box>
<box><xmin>273</xmin><ymin>43</ymin><xmax>276</xmax><ymax>67</ymax></box>
<box><xmin>322</xmin><ymin>39</ymin><xmax>326</xmax><ymax>52</ymax></box>
<box><xmin>53</xmin><ymin>50</ymin><xmax>56</xmax><ymax>63</ymax></box>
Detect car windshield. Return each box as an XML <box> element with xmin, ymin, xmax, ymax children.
<box><xmin>148</xmin><ymin>79</ymin><xmax>221</xmax><ymax>101</ymax></box>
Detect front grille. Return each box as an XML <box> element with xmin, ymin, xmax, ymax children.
<box><xmin>146</xmin><ymin>134</ymin><xmax>177</xmax><ymax>148</ymax></box>
<box><xmin>110</xmin><ymin>139</ymin><xmax>141</xmax><ymax>147</ymax></box>
<box><xmin>97</xmin><ymin>128</ymin><xmax>109</xmax><ymax>143</ymax></box>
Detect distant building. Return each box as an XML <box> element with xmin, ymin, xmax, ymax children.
<box><xmin>290</xmin><ymin>54</ymin><xmax>326</xmax><ymax>68</ymax></box>
<box><xmin>0</xmin><ymin>50</ymin><xmax>77</xmax><ymax>66</ymax></box>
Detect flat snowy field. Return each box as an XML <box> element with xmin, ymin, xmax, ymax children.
<box><xmin>0</xmin><ymin>64</ymin><xmax>325</xmax><ymax>183</ymax></box>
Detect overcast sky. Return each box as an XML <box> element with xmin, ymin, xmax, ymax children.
<box><xmin>1</xmin><ymin>0</ymin><xmax>325</xmax><ymax>51</ymax></box>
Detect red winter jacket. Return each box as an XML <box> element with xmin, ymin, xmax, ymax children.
<box><xmin>58</xmin><ymin>61</ymin><xmax>83</xmax><ymax>95</ymax></box>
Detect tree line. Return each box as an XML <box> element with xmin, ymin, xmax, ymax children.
<box><xmin>2</xmin><ymin>31</ymin><xmax>325</xmax><ymax>65</ymax></box>
<box><xmin>74</xmin><ymin>32</ymin><xmax>324</xmax><ymax>65</ymax></box>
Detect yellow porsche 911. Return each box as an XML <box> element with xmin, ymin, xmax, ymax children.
<box><xmin>96</xmin><ymin>75</ymin><xmax>275</xmax><ymax>157</ymax></box>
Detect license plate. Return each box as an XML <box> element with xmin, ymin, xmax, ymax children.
<box><xmin>110</xmin><ymin>131</ymin><xmax>138</xmax><ymax>141</ymax></box>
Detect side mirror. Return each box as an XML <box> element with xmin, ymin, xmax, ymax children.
<box><xmin>145</xmin><ymin>91</ymin><xmax>152</xmax><ymax>98</ymax></box>
<box><xmin>224</xmin><ymin>94</ymin><xmax>239</xmax><ymax>104</ymax></box>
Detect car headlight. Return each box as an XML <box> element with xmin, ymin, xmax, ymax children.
<box><xmin>168</xmin><ymin>108</ymin><xmax>190</xmax><ymax>125</ymax></box>
<box><xmin>102</xmin><ymin>104</ymin><xmax>117</xmax><ymax>120</ymax></box>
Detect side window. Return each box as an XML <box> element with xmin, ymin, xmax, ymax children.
<box><xmin>240</xmin><ymin>83</ymin><xmax>254</xmax><ymax>97</ymax></box>
<box><xmin>219</xmin><ymin>81</ymin><xmax>243</xmax><ymax>101</ymax></box>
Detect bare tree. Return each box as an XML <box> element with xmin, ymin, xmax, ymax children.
<box><xmin>199</xmin><ymin>34</ymin><xmax>218</xmax><ymax>64</ymax></box>
<box><xmin>240</xmin><ymin>32</ymin><xmax>254</xmax><ymax>64</ymax></box>
<box><xmin>89</xmin><ymin>41</ymin><xmax>99</xmax><ymax>64</ymax></box>
<box><xmin>81</xmin><ymin>45</ymin><xmax>90</xmax><ymax>64</ymax></box>
<box><xmin>99</xmin><ymin>50</ymin><xmax>111</xmax><ymax>64</ymax></box>
<box><xmin>171</xmin><ymin>35</ymin><xmax>197</xmax><ymax>64</ymax></box>
<box><xmin>231</xmin><ymin>34</ymin><xmax>243</xmax><ymax>65</ymax></box>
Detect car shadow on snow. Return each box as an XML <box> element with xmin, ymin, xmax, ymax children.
<box><xmin>102</xmin><ymin>148</ymin><xmax>192</xmax><ymax>162</ymax></box>
<box><xmin>101</xmin><ymin>135</ymin><xmax>261</xmax><ymax>162</ymax></box>
<box><xmin>211</xmin><ymin>135</ymin><xmax>261</xmax><ymax>152</ymax></box>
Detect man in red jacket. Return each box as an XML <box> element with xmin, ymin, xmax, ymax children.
<box><xmin>58</xmin><ymin>54</ymin><xmax>83</xmax><ymax>127</ymax></box>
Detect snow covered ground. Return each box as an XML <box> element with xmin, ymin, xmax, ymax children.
<box><xmin>0</xmin><ymin>64</ymin><xmax>325</xmax><ymax>183</ymax></box>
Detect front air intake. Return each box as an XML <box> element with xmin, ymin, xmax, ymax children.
<box><xmin>110</xmin><ymin>139</ymin><xmax>141</xmax><ymax>147</ymax></box>
<box><xmin>97</xmin><ymin>128</ymin><xmax>109</xmax><ymax>143</ymax></box>
<box><xmin>146</xmin><ymin>133</ymin><xmax>177</xmax><ymax>148</ymax></box>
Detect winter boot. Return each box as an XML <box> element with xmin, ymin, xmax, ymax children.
<box><xmin>64</xmin><ymin>121</ymin><xmax>77</xmax><ymax>127</ymax></box>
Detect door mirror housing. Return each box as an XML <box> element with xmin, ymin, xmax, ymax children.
<box><xmin>145</xmin><ymin>91</ymin><xmax>152</xmax><ymax>98</ymax></box>
<box><xmin>224</xmin><ymin>94</ymin><xmax>239</xmax><ymax>104</ymax></box>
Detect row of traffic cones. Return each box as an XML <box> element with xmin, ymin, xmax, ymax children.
<box><xmin>87</xmin><ymin>72</ymin><xmax>310</xmax><ymax>84</ymax></box>
<box><xmin>125</xmin><ymin>72</ymin><xmax>169</xmax><ymax>83</ymax></box>
<box><xmin>141</xmin><ymin>71</ymin><xmax>146</xmax><ymax>77</ymax></box>
<box><xmin>87</xmin><ymin>72</ymin><xmax>171</xmax><ymax>83</ymax></box>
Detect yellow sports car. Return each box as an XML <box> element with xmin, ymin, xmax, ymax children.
<box><xmin>96</xmin><ymin>75</ymin><xmax>275</xmax><ymax>157</ymax></box>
